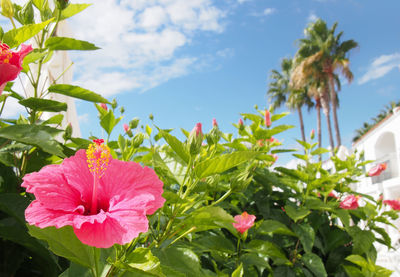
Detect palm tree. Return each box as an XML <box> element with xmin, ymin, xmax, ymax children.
<box><xmin>291</xmin><ymin>53</ymin><xmax>335</xmax><ymax>150</ymax></box>
<box><xmin>295</xmin><ymin>19</ymin><xmax>358</xmax><ymax>147</ymax></box>
<box><xmin>267</xmin><ymin>58</ymin><xmax>313</xmax><ymax>142</ymax></box>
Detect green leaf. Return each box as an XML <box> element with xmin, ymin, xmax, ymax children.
<box><xmin>345</xmin><ymin>255</ymin><xmax>370</xmax><ymax>270</ymax></box>
<box><xmin>42</xmin><ymin>114</ymin><xmax>64</xmax><ymax>125</ymax></box>
<box><xmin>232</xmin><ymin>263</ymin><xmax>243</xmax><ymax>277</ymax></box>
<box><xmin>159</xmin><ymin>130</ymin><xmax>190</xmax><ymax>164</ymax></box>
<box><xmin>180</xmin><ymin>206</ymin><xmax>236</xmax><ymax>235</ymax></box>
<box><xmin>28</xmin><ymin>225</ymin><xmax>95</xmax><ymax>269</ymax></box>
<box><xmin>257</xmin><ymin>220</ymin><xmax>297</xmax><ymax>237</ymax></box>
<box><xmin>59</xmin><ymin>262</ymin><xmax>92</xmax><ymax>277</ymax></box>
<box><xmin>100</xmin><ymin>111</ymin><xmax>122</xmax><ymax>136</ymax></box>
<box><xmin>311</xmin><ymin>148</ymin><xmax>330</xmax><ymax>156</ymax></box>
<box><xmin>0</xmin><ymin>218</ymin><xmax>59</xmax><ymax>274</ymax></box>
<box><xmin>3</xmin><ymin>18</ymin><xmax>54</xmax><ymax>48</ymax></box>
<box><xmin>254</xmin><ymin>125</ymin><xmax>294</xmax><ymax>139</ymax></box>
<box><xmin>153</xmin><ymin>246</ymin><xmax>203</xmax><ymax>277</ymax></box>
<box><xmin>334</xmin><ymin>209</ymin><xmax>350</xmax><ymax>227</ymax></box>
<box><xmin>60</xmin><ymin>3</ymin><xmax>91</xmax><ymax>20</ymax></box>
<box><xmin>342</xmin><ymin>265</ymin><xmax>364</xmax><ymax>277</ymax></box>
<box><xmin>48</xmin><ymin>84</ymin><xmax>109</xmax><ymax>103</ymax></box>
<box><xmin>121</xmin><ymin>248</ymin><xmax>164</xmax><ymax>276</ymax></box>
<box><xmin>346</xmin><ymin>226</ymin><xmax>375</xmax><ymax>255</ymax></box>
<box><xmin>45</xmin><ymin>37</ymin><xmax>100</xmax><ymax>51</ymax></box>
<box><xmin>0</xmin><ymin>193</ymin><xmax>29</xmax><ymax>224</ymax></box>
<box><xmin>0</xmin><ymin>125</ymin><xmax>64</xmax><ymax>157</ymax></box>
<box><xmin>301</xmin><ymin>253</ymin><xmax>327</xmax><ymax>277</ymax></box>
<box><xmin>284</xmin><ymin>205</ymin><xmax>311</xmax><ymax>223</ymax></box>
<box><xmin>195</xmin><ymin>151</ymin><xmax>259</xmax><ymax>178</ymax></box>
<box><xmin>247</xmin><ymin>240</ymin><xmax>290</xmax><ymax>265</ymax></box>
<box><xmin>19</xmin><ymin>97</ymin><xmax>67</xmax><ymax>112</ymax></box>
<box><xmin>292</xmin><ymin>224</ymin><xmax>315</xmax><ymax>253</ymax></box>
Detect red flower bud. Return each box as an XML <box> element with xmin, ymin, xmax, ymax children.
<box><xmin>264</xmin><ymin>109</ymin><xmax>271</xmax><ymax>127</ymax></box>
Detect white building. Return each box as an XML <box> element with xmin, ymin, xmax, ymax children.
<box><xmin>352</xmin><ymin>107</ymin><xmax>400</xmax><ymax>275</ymax></box>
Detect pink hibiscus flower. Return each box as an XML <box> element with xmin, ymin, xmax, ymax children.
<box><xmin>368</xmin><ymin>163</ymin><xmax>387</xmax><ymax>177</ymax></box>
<box><xmin>264</xmin><ymin>109</ymin><xmax>271</xmax><ymax>127</ymax></box>
<box><xmin>233</xmin><ymin>211</ymin><xmax>256</xmax><ymax>234</ymax></box>
<box><xmin>339</xmin><ymin>195</ymin><xmax>359</xmax><ymax>210</ymax></box>
<box><xmin>0</xmin><ymin>43</ymin><xmax>33</xmax><ymax>94</ymax></box>
<box><xmin>22</xmin><ymin>139</ymin><xmax>165</xmax><ymax>248</ymax></box>
<box><xmin>383</xmin><ymin>200</ymin><xmax>400</xmax><ymax>211</ymax></box>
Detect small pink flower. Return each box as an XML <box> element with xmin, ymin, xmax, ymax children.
<box><xmin>267</xmin><ymin>137</ymin><xmax>279</xmax><ymax>144</ymax></box>
<box><xmin>233</xmin><ymin>211</ymin><xmax>256</xmax><ymax>234</ymax></box>
<box><xmin>328</xmin><ymin>191</ymin><xmax>338</xmax><ymax>199</ymax></box>
<box><xmin>264</xmin><ymin>109</ymin><xmax>271</xmax><ymax>127</ymax></box>
<box><xmin>368</xmin><ymin>163</ymin><xmax>387</xmax><ymax>177</ymax></box>
<box><xmin>123</xmin><ymin>124</ymin><xmax>130</xmax><ymax>133</ymax></box>
<box><xmin>340</xmin><ymin>195</ymin><xmax>359</xmax><ymax>210</ymax></box>
<box><xmin>22</xmin><ymin>140</ymin><xmax>165</xmax><ymax>248</ymax></box>
<box><xmin>238</xmin><ymin>118</ymin><xmax>244</xmax><ymax>126</ymax></box>
<box><xmin>383</xmin><ymin>200</ymin><xmax>400</xmax><ymax>211</ymax></box>
<box><xmin>0</xmin><ymin>43</ymin><xmax>33</xmax><ymax>94</ymax></box>
<box><xmin>212</xmin><ymin>118</ymin><xmax>218</xmax><ymax>127</ymax></box>
<box><xmin>100</xmin><ymin>103</ymin><xmax>108</xmax><ymax>111</ymax></box>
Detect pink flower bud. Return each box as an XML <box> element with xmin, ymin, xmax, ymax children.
<box><xmin>264</xmin><ymin>109</ymin><xmax>271</xmax><ymax>127</ymax></box>
<box><xmin>232</xmin><ymin>211</ymin><xmax>256</xmax><ymax>234</ymax></box>
<box><xmin>212</xmin><ymin>118</ymin><xmax>218</xmax><ymax>127</ymax></box>
<box><xmin>123</xmin><ymin>124</ymin><xmax>130</xmax><ymax>133</ymax></box>
<box><xmin>100</xmin><ymin>103</ymin><xmax>108</xmax><ymax>111</ymax></box>
<box><xmin>340</xmin><ymin>195</ymin><xmax>359</xmax><ymax>210</ymax></box>
<box><xmin>368</xmin><ymin>163</ymin><xmax>387</xmax><ymax>177</ymax></box>
<box><xmin>194</xmin><ymin>122</ymin><xmax>202</xmax><ymax>137</ymax></box>
<box><xmin>238</xmin><ymin>118</ymin><xmax>244</xmax><ymax>126</ymax></box>
<box><xmin>310</xmin><ymin>129</ymin><xmax>315</xmax><ymax>140</ymax></box>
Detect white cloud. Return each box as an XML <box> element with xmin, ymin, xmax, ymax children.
<box><xmin>216</xmin><ymin>48</ymin><xmax>235</xmax><ymax>59</ymax></box>
<box><xmin>263</xmin><ymin>8</ymin><xmax>276</xmax><ymax>16</ymax></box>
<box><xmin>358</xmin><ymin>53</ymin><xmax>400</xmax><ymax>84</ymax></box>
<box><xmin>77</xmin><ymin>113</ymin><xmax>89</xmax><ymax>124</ymax></box>
<box><xmin>237</xmin><ymin>0</ymin><xmax>251</xmax><ymax>4</ymax></box>
<box><xmin>68</xmin><ymin>0</ymin><xmax>225</xmax><ymax>96</ymax></box>
<box><xmin>250</xmin><ymin>7</ymin><xmax>276</xmax><ymax>17</ymax></box>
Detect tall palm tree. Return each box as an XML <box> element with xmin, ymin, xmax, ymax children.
<box><xmin>296</xmin><ymin>19</ymin><xmax>358</xmax><ymax>146</ymax></box>
<box><xmin>291</xmin><ymin>53</ymin><xmax>335</xmax><ymax>150</ymax></box>
<box><xmin>267</xmin><ymin>58</ymin><xmax>313</xmax><ymax>142</ymax></box>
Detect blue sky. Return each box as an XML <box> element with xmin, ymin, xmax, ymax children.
<box><xmin>3</xmin><ymin>0</ymin><xmax>400</xmax><ymax>165</ymax></box>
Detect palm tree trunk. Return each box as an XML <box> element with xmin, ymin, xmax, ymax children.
<box><xmin>315</xmin><ymin>98</ymin><xmax>322</xmax><ymax>161</ymax></box>
<box><xmin>320</xmin><ymin>91</ymin><xmax>335</xmax><ymax>151</ymax></box>
<box><xmin>329</xmin><ymin>73</ymin><xmax>341</xmax><ymax>146</ymax></box>
<box><xmin>297</xmin><ymin>106</ymin><xmax>306</xmax><ymax>142</ymax></box>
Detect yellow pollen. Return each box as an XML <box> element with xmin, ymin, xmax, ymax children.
<box><xmin>86</xmin><ymin>142</ymin><xmax>111</xmax><ymax>178</ymax></box>
<box><xmin>0</xmin><ymin>50</ymin><xmax>12</xmax><ymax>64</ymax></box>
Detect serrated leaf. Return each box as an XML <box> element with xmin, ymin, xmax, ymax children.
<box><xmin>48</xmin><ymin>84</ymin><xmax>109</xmax><ymax>103</ymax></box>
<box><xmin>159</xmin><ymin>130</ymin><xmax>190</xmax><ymax>164</ymax></box>
<box><xmin>45</xmin><ymin>37</ymin><xmax>100</xmax><ymax>51</ymax></box>
<box><xmin>122</xmin><ymin>248</ymin><xmax>164</xmax><ymax>277</ymax></box>
<box><xmin>292</xmin><ymin>224</ymin><xmax>315</xmax><ymax>253</ymax></box>
<box><xmin>284</xmin><ymin>205</ymin><xmax>310</xmax><ymax>223</ymax></box>
<box><xmin>19</xmin><ymin>97</ymin><xmax>67</xmax><ymax>112</ymax></box>
<box><xmin>42</xmin><ymin>114</ymin><xmax>64</xmax><ymax>125</ymax></box>
<box><xmin>0</xmin><ymin>125</ymin><xmax>64</xmax><ymax>157</ymax></box>
<box><xmin>60</xmin><ymin>3</ymin><xmax>91</xmax><ymax>20</ymax></box>
<box><xmin>301</xmin><ymin>253</ymin><xmax>327</xmax><ymax>277</ymax></box>
<box><xmin>3</xmin><ymin>19</ymin><xmax>53</xmax><ymax>48</ymax></box>
<box><xmin>257</xmin><ymin>220</ymin><xmax>297</xmax><ymax>237</ymax></box>
<box><xmin>247</xmin><ymin>240</ymin><xmax>290</xmax><ymax>264</ymax></box>
<box><xmin>346</xmin><ymin>226</ymin><xmax>375</xmax><ymax>255</ymax></box>
<box><xmin>195</xmin><ymin>151</ymin><xmax>259</xmax><ymax>178</ymax></box>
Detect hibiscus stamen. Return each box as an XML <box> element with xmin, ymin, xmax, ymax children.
<box><xmin>0</xmin><ymin>45</ymin><xmax>12</xmax><ymax>64</ymax></box>
<box><xmin>86</xmin><ymin>139</ymin><xmax>111</xmax><ymax>214</ymax></box>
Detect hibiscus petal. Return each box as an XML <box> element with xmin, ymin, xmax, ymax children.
<box><xmin>25</xmin><ymin>201</ymin><xmax>76</xmax><ymax>229</ymax></box>
<box><xmin>73</xmin><ymin>211</ymin><xmax>148</xmax><ymax>248</ymax></box>
<box><xmin>22</xmin><ymin>164</ymin><xmax>65</xmax><ymax>193</ymax></box>
<box><xmin>100</xmin><ymin>160</ymin><xmax>164</xmax><ymax>214</ymax></box>
<box><xmin>62</xmin><ymin>149</ymin><xmax>94</xmax><ymax>203</ymax></box>
<box><xmin>0</xmin><ymin>63</ymin><xmax>19</xmax><ymax>84</ymax></box>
